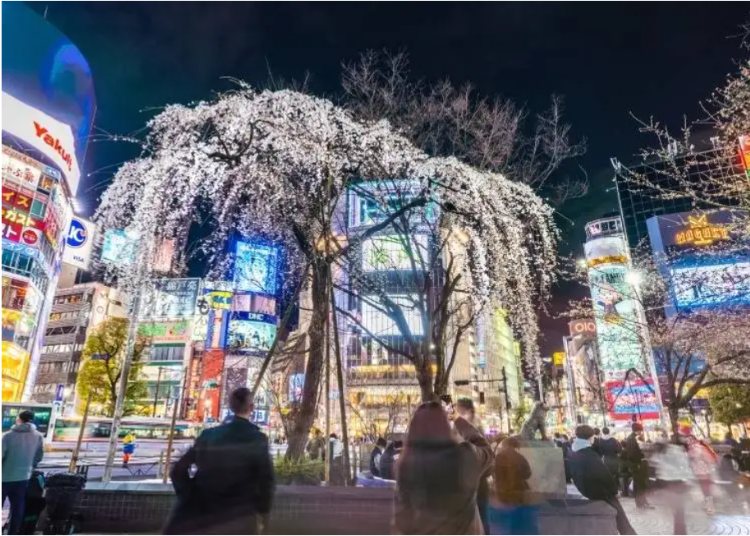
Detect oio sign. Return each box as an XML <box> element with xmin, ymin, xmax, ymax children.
<box><xmin>62</xmin><ymin>216</ymin><xmax>96</xmax><ymax>270</ymax></box>
<box><xmin>569</xmin><ymin>319</ymin><xmax>596</xmax><ymax>338</ymax></box>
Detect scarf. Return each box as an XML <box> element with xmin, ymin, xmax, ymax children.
<box><xmin>571</xmin><ymin>437</ymin><xmax>592</xmax><ymax>452</ymax></box>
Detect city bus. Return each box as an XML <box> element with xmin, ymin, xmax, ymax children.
<box><xmin>50</xmin><ymin>416</ymin><xmax>202</xmax><ymax>442</ymax></box>
<box><xmin>2</xmin><ymin>403</ymin><xmax>54</xmax><ymax>440</ymax></box>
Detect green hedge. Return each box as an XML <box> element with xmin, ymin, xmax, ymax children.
<box><xmin>274</xmin><ymin>457</ymin><xmax>324</xmax><ymax>486</ymax></box>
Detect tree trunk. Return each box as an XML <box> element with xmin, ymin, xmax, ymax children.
<box><xmin>669</xmin><ymin>405</ymin><xmax>680</xmax><ymax>442</ymax></box>
<box><xmin>417</xmin><ymin>362</ymin><xmax>435</xmax><ymax>403</ymax></box>
<box><xmin>286</xmin><ymin>261</ymin><xmax>330</xmax><ymax>460</ymax></box>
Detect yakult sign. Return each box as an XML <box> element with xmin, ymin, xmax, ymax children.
<box><xmin>2</xmin><ymin>92</ymin><xmax>81</xmax><ymax>195</ymax></box>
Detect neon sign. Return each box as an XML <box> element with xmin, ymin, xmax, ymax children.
<box><xmin>674</xmin><ymin>215</ymin><xmax>728</xmax><ymax>247</ymax></box>
<box><xmin>739</xmin><ymin>136</ymin><xmax>750</xmax><ymax>177</ymax></box>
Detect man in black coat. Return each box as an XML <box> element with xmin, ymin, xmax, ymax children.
<box><xmin>166</xmin><ymin>387</ymin><xmax>275</xmax><ymax>535</ymax></box>
<box><xmin>569</xmin><ymin>425</ymin><xmax>635</xmax><ymax>535</ymax></box>
<box><xmin>369</xmin><ymin>437</ymin><xmax>387</xmax><ymax>477</ymax></box>
<box><xmin>621</xmin><ymin>422</ymin><xmax>651</xmax><ymax>508</ymax></box>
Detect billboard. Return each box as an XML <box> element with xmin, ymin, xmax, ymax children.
<box><xmin>2</xmin><ymin>92</ymin><xmax>81</xmax><ymax>196</ymax></box>
<box><xmin>140</xmin><ymin>278</ymin><xmax>200</xmax><ymax>320</ymax></box>
<box><xmin>361</xmin><ymin>294</ymin><xmax>423</xmax><ymax>337</ymax></box>
<box><xmin>588</xmin><ymin>265</ymin><xmax>643</xmax><ymax>381</ymax></box>
<box><xmin>101</xmin><ymin>229</ymin><xmax>139</xmax><ymax>266</ymax></box>
<box><xmin>568</xmin><ymin>319</ymin><xmax>596</xmax><ymax>338</ymax></box>
<box><xmin>362</xmin><ymin>234</ymin><xmax>428</xmax><ymax>272</ymax></box>
<box><xmin>2</xmin><ymin>2</ymin><xmax>95</xmax><ymax>185</ymax></box>
<box><xmin>289</xmin><ymin>373</ymin><xmax>304</xmax><ymax>402</ymax></box>
<box><xmin>233</xmin><ymin>241</ymin><xmax>278</xmax><ymax>295</ymax></box>
<box><xmin>192</xmin><ymin>282</ymin><xmax>233</xmax><ymax>344</ymax></box>
<box><xmin>606</xmin><ymin>379</ymin><xmax>661</xmax><ymax>421</ymax></box>
<box><xmin>62</xmin><ymin>216</ymin><xmax>95</xmax><ymax>270</ymax></box>
<box><xmin>671</xmin><ymin>262</ymin><xmax>750</xmax><ymax>308</ymax></box>
<box><xmin>227</xmin><ymin>319</ymin><xmax>277</xmax><ymax>354</ymax></box>
<box><xmin>138</xmin><ymin>320</ymin><xmax>191</xmax><ymax>342</ymax></box>
<box><xmin>583</xmin><ymin>235</ymin><xmax>628</xmax><ymax>267</ymax></box>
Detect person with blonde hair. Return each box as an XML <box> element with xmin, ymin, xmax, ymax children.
<box><xmin>393</xmin><ymin>400</ymin><xmax>492</xmax><ymax>535</ymax></box>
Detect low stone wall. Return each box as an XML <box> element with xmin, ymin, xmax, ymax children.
<box><xmin>78</xmin><ymin>483</ymin><xmax>617</xmax><ymax>535</ymax></box>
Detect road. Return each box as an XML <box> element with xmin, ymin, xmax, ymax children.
<box><xmin>40</xmin><ymin>440</ymin><xmax>288</xmax><ymax>482</ymax></box>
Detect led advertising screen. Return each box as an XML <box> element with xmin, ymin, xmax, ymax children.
<box><xmin>2</xmin><ymin>2</ymin><xmax>95</xmax><ymax>187</ymax></box>
<box><xmin>362</xmin><ymin>234</ymin><xmax>428</xmax><ymax>272</ymax></box>
<box><xmin>227</xmin><ymin>319</ymin><xmax>277</xmax><ymax>354</ymax></box>
<box><xmin>140</xmin><ymin>278</ymin><xmax>200</xmax><ymax>320</ymax></box>
<box><xmin>101</xmin><ymin>229</ymin><xmax>139</xmax><ymax>266</ymax></box>
<box><xmin>671</xmin><ymin>262</ymin><xmax>750</xmax><ymax>309</ymax></box>
<box><xmin>588</xmin><ymin>265</ymin><xmax>643</xmax><ymax>381</ymax></box>
<box><xmin>233</xmin><ymin>241</ymin><xmax>278</xmax><ymax>295</ymax></box>
<box><xmin>606</xmin><ymin>380</ymin><xmax>661</xmax><ymax>421</ymax></box>
<box><xmin>361</xmin><ymin>294</ymin><xmax>424</xmax><ymax>337</ymax></box>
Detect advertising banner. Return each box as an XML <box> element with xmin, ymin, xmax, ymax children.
<box><xmin>588</xmin><ymin>265</ymin><xmax>643</xmax><ymax>381</ymax></box>
<box><xmin>568</xmin><ymin>319</ymin><xmax>596</xmax><ymax>338</ymax></box>
<box><xmin>62</xmin><ymin>216</ymin><xmax>96</xmax><ymax>270</ymax></box>
<box><xmin>138</xmin><ymin>320</ymin><xmax>191</xmax><ymax>342</ymax></box>
<box><xmin>101</xmin><ymin>229</ymin><xmax>139</xmax><ymax>266</ymax></box>
<box><xmin>2</xmin><ymin>92</ymin><xmax>81</xmax><ymax>195</ymax></box>
<box><xmin>227</xmin><ymin>319</ymin><xmax>277</xmax><ymax>354</ymax></box>
<box><xmin>233</xmin><ymin>241</ymin><xmax>278</xmax><ymax>295</ymax></box>
<box><xmin>605</xmin><ymin>379</ymin><xmax>660</xmax><ymax>421</ymax></box>
<box><xmin>140</xmin><ymin>278</ymin><xmax>200</xmax><ymax>320</ymax></box>
<box><xmin>192</xmin><ymin>281</ymin><xmax>233</xmax><ymax>344</ymax></box>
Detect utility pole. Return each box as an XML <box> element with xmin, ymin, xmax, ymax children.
<box><xmin>102</xmin><ymin>286</ymin><xmax>142</xmax><ymax>483</ymax></box>
<box><xmin>501</xmin><ymin>367</ymin><xmax>511</xmax><ymax>434</ymax></box>
<box><xmin>152</xmin><ymin>366</ymin><xmax>163</xmax><ymax>417</ymax></box>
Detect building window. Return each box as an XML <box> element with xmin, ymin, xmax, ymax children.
<box><xmin>147</xmin><ymin>345</ymin><xmax>185</xmax><ymax>362</ymax></box>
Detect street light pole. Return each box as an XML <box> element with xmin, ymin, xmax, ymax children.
<box><xmin>102</xmin><ymin>287</ymin><xmax>142</xmax><ymax>483</ymax></box>
<box><xmin>152</xmin><ymin>366</ymin><xmax>163</xmax><ymax>417</ymax></box>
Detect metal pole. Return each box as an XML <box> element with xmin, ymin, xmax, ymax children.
<box><xmin>152</xmin><ymin>366</ymin><xmax>163</xmax><ymax>417</ymax></box>
<box><xmin>102</xmin><ymin>287</ymin><xmax>142</xmax><ymax>483</ymax></box>
<box><xmin>163</xmin><ymin>367</ymin><xmax>188</xmax><ymax>484</ymax></box>
<box><xmin>330</xmin><ymin>284</ymin><xmax>350</xmax><ymax>486</ymax></box>
<box><xmin>69</xmin><ymin>391</ymin><xmax>93</xmax><ymax>472</ymax></box>
<box><xmin>501</xmin><ymin>367</ymin><xmax>511</xmax><ymax>434</ymax></box>
<box><xmin>324</xmin><ymin>294</ymin><xmax>331</xmax><ymax>486</ymax></box>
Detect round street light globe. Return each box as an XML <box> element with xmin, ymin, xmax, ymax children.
<box><xmin>625</xmin><ymin>271</ymin><xmax>642</xmax><ymax>286</ymax></box>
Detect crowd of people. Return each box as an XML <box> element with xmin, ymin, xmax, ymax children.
<box><xmin>2</xmin><ymin>388</ymin><xmax>739</xmax><ymax>535</ymax></box>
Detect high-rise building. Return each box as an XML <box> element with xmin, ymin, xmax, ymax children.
<box><xmin>612</xmin><ymin>136</ymin><xmax>744</xmax><ymax>252</ymax></box>
<box><xmin>563</xmin><ymin>318</ymin><xmax>607</xmax><ymax>427</ymax></box>
<box><xmin>31</xmin><ymin>283</ymin><xmax>127</xmax><ymax>409</ymax></box>
<box><xmin>2</xmin><ymin>3</ymin><xmax>95</xmax><ymax>401</ymax></box>
<box><xmin>583</xmin><ymin>216</ymin><xmax>663</xmax><ymax>425</ymax></box>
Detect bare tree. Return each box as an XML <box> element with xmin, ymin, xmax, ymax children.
<box><xmin>342</xmin><ymin>51</ymin><xmax>587</xmax><ymax>204</ymax></box>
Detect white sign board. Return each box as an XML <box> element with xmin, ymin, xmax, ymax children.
<box><xmin>62</xmin><ymin>216</ymin><xmax>96</xmax><ymax>270</ymax></box>
<box><xmin>2</xmin><ymin>92</ymin><xmax>81</xmax><ymax>195</ymax></box>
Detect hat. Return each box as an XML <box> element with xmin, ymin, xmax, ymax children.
<box><xmin>678</xmin><ymin>423</ymin><xmax>693</xmax><ymax>436</ymax></box>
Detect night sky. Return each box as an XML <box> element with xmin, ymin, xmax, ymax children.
<box><xmin>27</xmin><ymin>2</ymin><xmax>748</xmax><ymax>354</ymax></box>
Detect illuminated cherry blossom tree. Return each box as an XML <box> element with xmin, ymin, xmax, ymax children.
<box><xmin>96</xmin><ymin>84</ymin><xmax>558</xmax><ymax>458</ymax></box>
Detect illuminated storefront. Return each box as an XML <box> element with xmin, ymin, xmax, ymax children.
<box><xmin>2</xmin><ymin>3</ymin><xmax>95</xmax><ymax>401</ymax></box>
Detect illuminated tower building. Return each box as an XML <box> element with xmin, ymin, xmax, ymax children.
<box><xmin>583</xmin><ymin>216</ymin><xmax>663</xmax><ymax>425</ymax></box>
<box><xmin>2</xmin><ymin>3</ymin><xmax>95</xmax><ymax>401</ymax></box>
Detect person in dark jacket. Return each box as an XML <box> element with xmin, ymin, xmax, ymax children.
<box><xmin>369</xmin><ymin>437</ymin><xmax>387</xmax><ymax>477</ymax></box>
<box><xmin>569</xmin><ymin>425</ymin><xmax>636</xmax><ymax>535</ymax></box>
<box><xmin>621</xmin><ymin>422</ymin><xmax>651</xmax><ymax>508</ymax></box>
<box><xmin>165</xmin><ymin>387</ymin><xmax>274</xmax><ymax>535</ymax></box>
<box><xmin>393</xmin><ymin>401</ymin><xmax>493</xmax><ymax>535</ymax></box>
<box><xmin>592</xmin><ymin>427</ymin><xmax>602</xmax><ymax>455</ymax></box>
<box><xmin>2</xmin><ymin>410</ymin><xmax>44</xmax><ymax>535</ymax></box>
<box><xmin>456</xmin><ymin>398</ymin><xmax>491</xmax><ymax>535</ymax></box>
<box><xmin>491</xmin><ymin>436</ymin><xmax>538</xmax><ymax>535</ymax></box>
<box><xmin>378</xmin><ymin>438</ymin><xmax>402</xmax><ymax>481</ymax></box>
<box><xmin>598</xmin><ymin>427</ymin><xmax>621</xmax><ymax>480</ymax></box>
